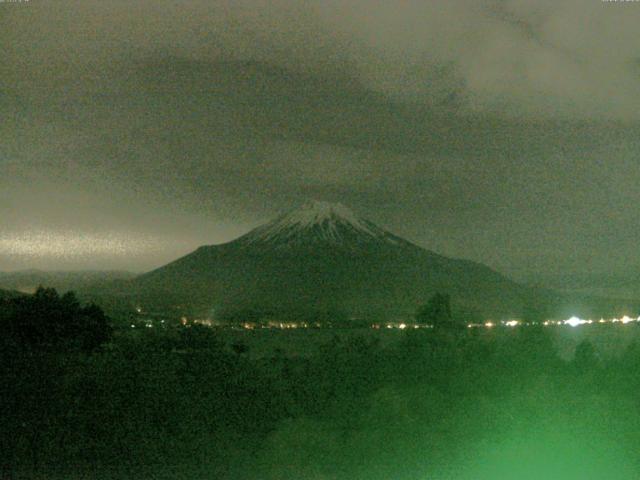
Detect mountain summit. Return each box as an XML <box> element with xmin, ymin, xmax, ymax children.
<box><xmin>129</xmin><ymin>201</ymin><xmax>553</xmax><ymax>321</ymax></box>
<box><xmin>239</xmin><ymin>200</ymin><xmax>406</xmax><ymax>248</ymax></box>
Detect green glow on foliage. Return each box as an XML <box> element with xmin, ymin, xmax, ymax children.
<box><xmin>458</xmin><ymin>428</ymin><xmax>635</xmax><ymax>480</ymax></box>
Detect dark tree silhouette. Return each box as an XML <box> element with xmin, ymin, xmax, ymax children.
<box><xmin>232</xmin><ymin>340</ymin><xmax>249</xmax><ymax>355</ymax></box>
<box><xmin>416</xmin><ymin>292</ymin><xmax>454</xmax><ymax>328</ymax></box>
<box><xmin>1</xmin><ymin>286</ymin><xmax>112</xmax><ymax>353</ymax></box>
<box><xmin>573</xmin><ymin>339</ymin><xmax>598</xmax><ymax>370</ymax></box>
<box><xmin>177</xmin><ymin>323</ymin><xmax>223</xmax><ymax>351</ymax></box>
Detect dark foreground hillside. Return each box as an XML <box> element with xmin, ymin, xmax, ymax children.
<box><xmin>3</xmin><ymin>310</ymin><xmax>640</xmax><ymax>479</ymax></box>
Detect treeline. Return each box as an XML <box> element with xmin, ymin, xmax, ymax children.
<box><xmin>2</xmin><ymin>290</ymin><xmax>640</xmax><ymax>479</ymax></box>
<box><xmin>0</xmin><ymin>287</ymin><xmax>112</xmax><ymax>354</ymax></box>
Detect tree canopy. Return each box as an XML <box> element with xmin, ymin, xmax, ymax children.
<box><xmin>415</xmin><ymin>292</ymin><xmax>455</xmax><ymax>329</ymax></box>
<box><xmin>0</xmin><ymin>286</ymin><xmax>112</xmax><ymax>353</ymax></box>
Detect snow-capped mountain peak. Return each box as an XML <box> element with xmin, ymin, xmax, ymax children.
<box><xmin>239</xmin><ymin>200</ymin><xmax>403</xmax><ymax>247</ymax></box>
<box><xmin>271</xmin><ymin>200</ymin><xmax>376</xmax><ymax>234</ymax></box>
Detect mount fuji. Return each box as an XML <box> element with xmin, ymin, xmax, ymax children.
<box><xmin>238</xmin><ymin>201</ymin><xmax>411</xmax><ymax>249</ymax></box>
<box><xmin>126</xmin><ymin>201</ymin><xmax>557</xmax><ymax>322</ymax></box>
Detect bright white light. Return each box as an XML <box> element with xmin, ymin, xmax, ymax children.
<box><xmin>505</xmin><ymin>320</ymin><xmax>519</xmax><ymax>327</ymax></box>
<box><xmin>564</xmin><ymin>316</ymin><xmax>586</xmax><ymax>327</ymax></box>
<box><xmin>485</xmin><ymin>321</ymin><xmax>494</xmax><ymax>328</ymax></box>
<box><xmin>621</xmin><ymin>316</ymin><xmax>634</xmax><ymax>324</ymax></box>
<box><xmin>399</xmin><ymin>323</ymin><xmax>406</xmax><ymax>330</ymax></box>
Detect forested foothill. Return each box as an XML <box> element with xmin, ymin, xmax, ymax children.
<box><xmin>2</xmin><ymin>289</ymin><xmax>640</xmax><ymax>479</ymax></box>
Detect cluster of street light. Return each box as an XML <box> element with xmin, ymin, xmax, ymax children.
<box><xmin>130</xmin><ymin>309</ymin><xmax>640</xmax><ymax>330</ymax></box>
<box><xmin>467</xmin><ymin>315</ymin><xmax>640</xmax><ymax>329</ymax></box>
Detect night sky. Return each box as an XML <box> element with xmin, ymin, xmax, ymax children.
<box><xmin>2</xmin><ymin>0</ymin><xmax>640</xmax><ymax>276</ymax></box>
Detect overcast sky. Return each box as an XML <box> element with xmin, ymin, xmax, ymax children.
<box><xmin>2</xmin><ymin>0</ymin><xmax>640</xmax><ymax>277</ymax></box>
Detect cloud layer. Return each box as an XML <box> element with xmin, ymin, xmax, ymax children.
<box><xmin>4</xmin><ymin>1</ymin><xmax>640</xmax><ymax>118</ymax></box>
<box><xmin>2</xmin><ymin>1</ymin><xmax>640</xmax><ymax>274</ymax></box>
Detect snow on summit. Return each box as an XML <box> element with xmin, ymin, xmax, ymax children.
<box><xmin>272</xmin><ymin>201</ymin><xmax>376</xmax><ymax>233</ymax></box>
<box><xmin>240</xmin><ymin>200</ymin><xmax>402</xmax><ymax>246</ymax></box>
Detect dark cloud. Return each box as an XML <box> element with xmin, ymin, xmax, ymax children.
<box><xmin>2</xmin><ymin>1</ymin><xmax>640</xmax><ymax>274</ymax></box>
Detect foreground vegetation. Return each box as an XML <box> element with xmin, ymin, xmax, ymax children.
<box><xmin>3</xmin><ymin>291</ymin><xmax>640</xmax><ymax>479</ymax></box>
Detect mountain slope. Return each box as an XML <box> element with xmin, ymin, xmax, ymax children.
<box><xmin>129</xmin><ymin>201</ymin><xmax>564</xmax><ymax>321</ymax></box>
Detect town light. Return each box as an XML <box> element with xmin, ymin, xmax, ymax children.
<box><xmin>564</xmin><ymin>316</ymin><xmax>586</xmax><ymax>328</ymax></box>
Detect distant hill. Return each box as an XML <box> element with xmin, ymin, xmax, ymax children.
<box><xmin>124</xmin><ymin>201</ymin><xmax>585</xmax><ymax>322</ymax></box>
<box><xmin>0</xmin><ymin>270</ymin><xmax>136</xmax><ymax>295</ymax></box>
<box><xmin>0</xmin><ymin>288</ymin><xmax>24</xmax><ymax>300</ymax></box>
